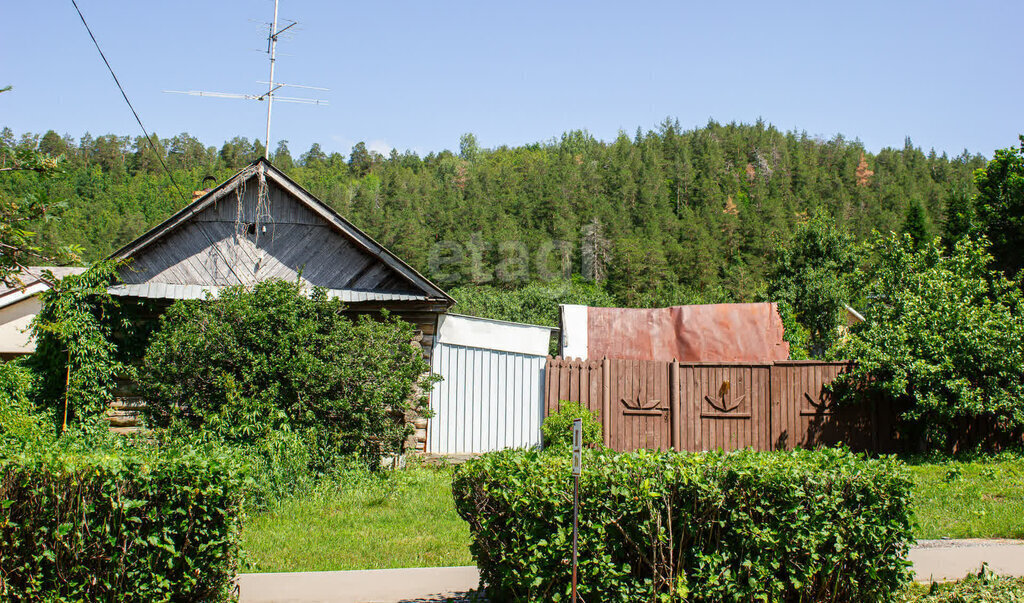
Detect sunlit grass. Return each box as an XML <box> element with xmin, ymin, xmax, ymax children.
<box><xmin>241</xmin><ymin>464</ymin><xmax>472</xmax><ymax>573</ymax></box>
<box><xmin>242</xmin><ymin>453</ymin><xmax>1024</xmax><ymax>574</ymax></box>
<box><xmin>907</xmin><ymin>456</ymin><xmax>1024</xmax><ymax>540</ymax></box>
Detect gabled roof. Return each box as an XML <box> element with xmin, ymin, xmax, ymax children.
<box><xmin>108</xmin><ymin>158</ymin><xmax>454</xmax><ymax>306</ymax></box>
<box><xmin>0</xmin><ymin>267</ymin><xmax>87</xmax><ymax>310</ymax></box>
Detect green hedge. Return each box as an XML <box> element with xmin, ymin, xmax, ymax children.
<box><xmin>453</xmin><ymin>448</ymin><xmax>914</xmax><ymax>602</ymax></box>
<box><xmin>0</xmin><ymin>361</ymin><xmax>51</xmax><ymax>451</ymax></box>
<box><xmin>541</xmin><ymin>401</ymin><xmax>602</xmax><ymax>450</ymax></box>
<box><xmin>0</xmin><ymin>444</ymin><xmax>244</xmax><ymax>602</ymax></box>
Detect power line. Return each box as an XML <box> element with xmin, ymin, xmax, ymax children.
<box><xmin>69</xmin><ymin>0</ymin><xmax>189</xmax><ymax>206</ymax></box>
<box><xmin>69</xmin><ymin>0</ymin><xmax>248</xmax><ymax>286</ymax></box>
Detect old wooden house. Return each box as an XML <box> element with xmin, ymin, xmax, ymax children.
<box><xmin>0</xmin><ymin>267</ymin><xmax>86</xmax><ymax>361</ymax></box>
<box><xmin>109</xmin><ymin>157</ymin><xmax>452</xmax><ymax>331</ymax></box>
<box><xmin>105</xmin><ymin>158</ymin><xmax>455</xmax><ymax>444</ymax></box>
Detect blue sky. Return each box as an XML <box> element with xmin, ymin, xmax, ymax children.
<box><xmin>3</xmin><ymin>1</ymin><xmax>1022</xmax><ymax>158</ymax></box>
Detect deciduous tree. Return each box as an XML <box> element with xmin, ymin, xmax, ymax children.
<box><xmin>973</xmin><ymin>135</ymin><xmax>1024</xmax><ymax>277</ymax></box>
<box><xmin>838</xmin><ymin>235</ymin><xmax>1024</xmax><ymax>451</ymax></box>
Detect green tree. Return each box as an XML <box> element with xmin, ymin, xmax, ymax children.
<box><xmin>767</xmin><ymin>215</ymin><xmax>858</xmax><ymax>357</ymax></box>
<box><xmin>0</xmin><ymin>123</ymin><xmax>80</xmax><ymax>286</ymax></box>
<box><xmin>300</xmin><ymin>142</ymin><xmax>327</xmax><ymax>167</ymax></box>
<box><xmin>942</xmin><ymin>184</ymin><xmax>975</xmax><ymax>248</ymax></box>
<box><xmin>349</xmin><ymin>142</ymin><xmax>381</xmax><ymax>176</ymax></box>
<box><xmin>459</xmin><ymin>133</ymin><xmax>480</xmax><ymax>162</ymax></box>
<box><xmin>607</xmin><ymin>236</ymin><xmax>672</xmax><ymax>307</ymax></box>
<box><xmin>973</xmin><ymin>135</ymin><xmax>1024</xmax><ymax>277</ymax></box>
<box><xmin>38</xmin><ymin>130</ymin><xmax>67</xmax><ymax>157</ymax></box>
<box><xmin>141</xmin><ymin>280</ymin><xmax>435</xmax><ymax>468</ymax></box>
<box><xmin>272</xmin><ymin>140</ymin><xmax>294</xmax><ymax>170</ymax></box>
<box><xmin>167</xmin><ymin>132</ymin><xmax>208</xmax><ymax>170</ymax></box>
<box><xmin>900</xmin><ymin>199</ymin><xmax>931</xmax><ymax>248</ymax></box>
<box><xmin>252</xmin><ymin>138</ymin><xmax>266</xmax><ymax>160</ymax></box>
<box><xmin>838</xmin><ymin>235</ymin><xmax>1024</xmax><ymax>451</ymax></box>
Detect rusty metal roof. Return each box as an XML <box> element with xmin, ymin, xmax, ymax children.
<box><xmin>580</xmin><ymin>302</ymin><xmax>790</xmax><ymax>362</ymax></box>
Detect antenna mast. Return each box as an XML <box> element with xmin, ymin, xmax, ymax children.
<box><xmin>164</xmin><ymin>0</ymin><xmax>327</xmax><ymax>157</ymax></box>
<box><xmin>265</xmin><ymin>0</ymin><xmax>280</xmax><ymax>159</ymax></box>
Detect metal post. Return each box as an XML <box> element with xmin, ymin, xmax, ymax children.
<box><xmin>264</xmin><ymin>0</ymin><xmax>280</xmax><ymax>158</ymax></box>
<box><xmin>61</xmin><ymin>349</ymin><xmax>71</xmax><ymax>435</ymax></box>
<box><xmin>571</xmin><ymin>418</ymin><xmax>582</xmax><ymax>603</ymax></box>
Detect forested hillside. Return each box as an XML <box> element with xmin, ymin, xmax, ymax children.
<box><xmin>0</xmin><ymin>120</ymin><xmax>985</xmax><ymax>306</ymax></box>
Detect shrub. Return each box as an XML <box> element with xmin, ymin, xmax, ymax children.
<box><xmin>141</xmin><ymin>279</ymin><xmax>435</xmax><ymax>470</ymax></box>
<box><xmin>838</xmin><ymin>235</ymin><xmax>1024</xmax><ymax>451</ymax></box>
<box><xmin>148</xmin><ymin>428</ymin><xmax>313</xmax><ymax>511</ymax></box>
<box><xmin>541</xmin><ymin>401</ymin><xmax>602</xmax><ymax>449</ymax></box>
<box><xmin>27</xmin><ymin>262</ymin><xmax>132</xmax><ymax>435</ymax></box>
<box><xmin>0</xmin><ymin>442</ymin><xmax>244</xmax><ymax>602</ymax></box>
<box><xmin>453</xmin><ymin>447</ymin><xmax>913</xmax><ymax>602</ymax></box>
<box><xmin>0</xmin><ymin>361</ymin><xmax>51</xmax><ymax>450</ymax></box>
<box><xmin>231</xmin><ymin>430</ymin><xmax>313</xmax><ymax>509</ymax></box>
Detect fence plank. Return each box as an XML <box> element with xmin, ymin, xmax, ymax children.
<box><xmin>601</xmin><ymin>357</ymin><xmax>611</xmax><ymax>447</ymax></box>
<box><xmin>670</xmin><ymin>360</ymin><xmax>679</xmax><ymax>450</ymax></box>
<box><xmin>543</xmin><ymin>357</ymin><xmax>878</xmax><ymax>453</ymax></box>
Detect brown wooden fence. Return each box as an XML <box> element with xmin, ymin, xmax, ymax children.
<box><xmin>545</xmin><ymin>357</ymin><xmax>900</xmax><ymax>452</ymax></box>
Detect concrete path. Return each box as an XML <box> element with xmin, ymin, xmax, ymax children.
<box><xmin>237</xmin><ymin>566</ymin><xmax>480</xmax><ymax>603</ymax></box>
<box><xmin>910</xmin><ymin>539</ymin><xmax>1024</xmax><ymax>582</ymax></box>
<box><xmin>238</xmin><ymin>539</ymin><xmax>1024</xmax><ymax>603</ymax></box>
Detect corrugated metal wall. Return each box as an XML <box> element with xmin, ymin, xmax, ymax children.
<box><xmin>427</xmin><ymin>342</ymin><xmax>546</xmax><ymax>454</ymax></box>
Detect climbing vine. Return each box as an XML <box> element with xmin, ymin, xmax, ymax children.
<box><xmin>27</xmin><ymin>261</ymin><xmax>130</xmax><ymax>435</ymax></box>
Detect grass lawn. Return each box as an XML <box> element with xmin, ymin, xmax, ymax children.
<box><xmin>907</xmin><ymin>456</ymin><xmax>1024</xmax><ymax>540</ymax></box>
<box><xmin>243</xmin><ymin>454</ymin><xmax>1024</xmax><ymax>573</ymax></box>
<box><xmin>242</xmin><ymin>464</ymin><xmax>472</xmax><ymax>573</ymax></box>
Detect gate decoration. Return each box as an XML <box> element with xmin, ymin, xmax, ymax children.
<box><xmin>545</xmin><ymin>357</ymin><xmax>899</xmax><ymax>453</ymax></box>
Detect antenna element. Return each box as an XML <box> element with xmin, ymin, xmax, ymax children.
<box><xmin>163</xmin><ymin>0</ymin><xmax>328</xmax><ymax>158</ymax></box>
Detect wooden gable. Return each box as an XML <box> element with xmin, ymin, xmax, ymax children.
<box><xmin>109</xmin><ymin>159</ymin><xmax>452</xmax><ymax>307</ymax></box>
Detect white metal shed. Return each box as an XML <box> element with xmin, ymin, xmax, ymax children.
<box><xmin>426</xmin><ymin>314</ymin><xmax>555</xmax><ymax>454</ymax></box>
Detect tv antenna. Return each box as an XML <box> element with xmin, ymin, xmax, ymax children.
<box><xmin>164</xmin><ymin>0</ymin><xmax>328</xmax><ymax>158</ymax></box>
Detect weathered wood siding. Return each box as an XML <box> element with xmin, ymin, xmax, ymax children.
<box><xmin>120</xmin><ymin>181</ymin><xmax>419</xmax><ymax>294</ymax></box>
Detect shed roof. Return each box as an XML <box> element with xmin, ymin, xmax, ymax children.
<box><xmin>436</xmin><ymin>313</ymin><xmax>555</xmax><ymax>356</ymax></box>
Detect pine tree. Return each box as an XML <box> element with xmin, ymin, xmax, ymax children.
<box><xmin>273</xmin><ymin>140</ymin><xmax>294</xmax><ymax>170</ymax></box>
<box><xmin>973</xmin><ymin>136</ymin><xmax>1024</xmax><ymax>277</ymax></box>
<box><xmin>901</xmin><ymin>200</ymin><xmax>931</xmax><ymax>247</ymax></box>
<box><xmin>581</xmin><ymin>217</ymin><xmax>611</xmax><ymax>282</ymax></box>
<box><xmin>942</xmin><ymin>185</ymin><xmax>975</xmax><ymax>248</ymax></box>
